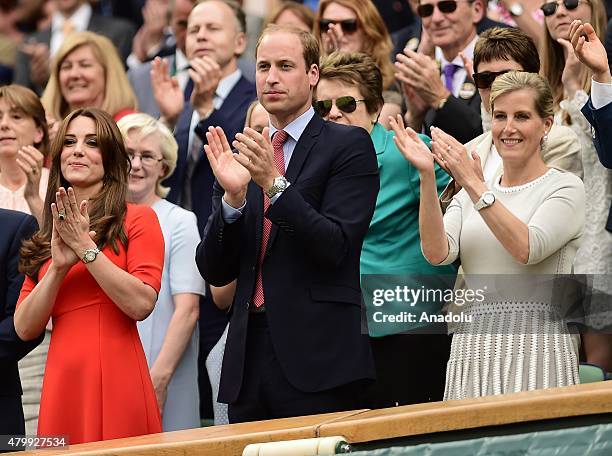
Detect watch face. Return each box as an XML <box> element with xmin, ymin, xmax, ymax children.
<box><xmin>484</xmin><ymin>193</ymin><xmax>495</xmax><ymax>205</ymax></box>
<box><xmin>85</xmin><ymin>251</ymin><xmax>96</xmax><ymax>262</ymax></box>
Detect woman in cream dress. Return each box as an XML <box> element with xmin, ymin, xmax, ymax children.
<box><xmin>390</xmin><ymin>72</ymin><xmax>584</xmax><ymax>399</ymax></box>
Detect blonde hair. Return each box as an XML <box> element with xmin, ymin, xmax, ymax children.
<box><xmin>541</xmin><ymin>0</ymin><xmax>606</xmax><ymax>109</ymax></box>
<box><xmin>42</xmin><ymin>31</ymin><xmax>138</xmax><ymax>120</ymax></box>
<box><xmin>117</xmin><ymin>113</ymin><xmax>178</xmax><ymax>198</ymax></box>
<box><xmin>313</xmin><ymin>0</ymin><xmax>394</xmax><ymax>89</ymax></box>
<box><xmin>490</xmin><ymin>71</ymin><xmax>554</xmax><ymax>119</ymax></box>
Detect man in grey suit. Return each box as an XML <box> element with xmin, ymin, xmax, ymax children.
<box><xmin>13</xmin><ymin>0</ymin><xmax>135</xmax><ymax>95</ymax></box>
<box><xmin>128</xmin><ymin>0</ymin><xmax>195</xmax><ymax>117</ymax></box>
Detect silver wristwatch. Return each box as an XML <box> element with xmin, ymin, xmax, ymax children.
<box><xmin>265</xmin><ymin>176</ymin><xmax>289</xmax><ymax>199</ymax></box>
<box><xmin>82</xmin><ymin>247</ymin><xmax>101</xmax><ymax>264</ymax></box>
<box><xmin>474</xmin><ymin>191</ymin><xmax>496</xmax><ymax>211</ymax></box>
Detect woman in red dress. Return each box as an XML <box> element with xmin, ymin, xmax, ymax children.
<box><xmin>14</xmin><ymin>108</ymin><xmax>163</xmax><ymax>444</ymax></box>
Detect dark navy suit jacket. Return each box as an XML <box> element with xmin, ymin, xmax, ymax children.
<box><xmin>165</xmin><ymin>75</ymin><xmax>257</xmax><ymax>235</ymax></box>
<box><xmin>581</xmin><ymin>97</ymin><xmax>612</xmax><ymax>232</ymax></box>
<box><xmin>0</xmin><ymin>209</ymin><xmax>42</xmax><ymax>432</ymax></box>
<box><xmin>196</xmin><ymin>114</ymin><xmax>379</xmax><ymax>404</ymax></box>
<box><xmin>582</xmin><ymin>97</ymin><xmax>612</xmax><ymax>169</ymax></box>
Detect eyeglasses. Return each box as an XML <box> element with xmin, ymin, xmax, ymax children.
<box><xmin>472</xmin><ymin>69</ymin><xmax>513</xmax><ymax>89</ymax></box>
<box><xmin>319</xmin><ymin>19</ymin><xmax>358</xmax><ymax>34</ymax></box>
<box><xmin>313</xmin><ymin>96</ymin><xmax>366</xmax><ymax>117</ymax></box>
<box><xmin>417</xmin><ymin>0</ymin><xmax>474</xmax><ymax>18</ymax></box>
<box><xmin>540</xmin><ymin>0</ymin><xmax>587</xmax><ymax>16</ymax></box>
<box><xmin>128</xmin><ymin>152</ymin><xmax>163</xmax><ymax>166</ymax></box>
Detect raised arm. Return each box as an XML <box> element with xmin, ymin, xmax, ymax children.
<box><xmin>389</xmin><ymin>115</ymin><xmax>449</xmax><ymax>264</ymax></box>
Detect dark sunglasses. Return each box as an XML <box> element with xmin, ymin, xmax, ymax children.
<box><xmin>313</xmin><ymin>96</ymin><xmax>365</xmax><ymax>117</ymax></box>
<box><xmin>319</xmin><ymin>19</ymin><xmax>358</xmax><ymax>34</ymax></box>
<box><xmin>472</xmin><ymin>69</ymin><xmax>512</xmax><ymax>89</ymax></box>
<box><xmin>540</xmin><ymin>0</ymin><xmax>585</xmax><ymax>16</ymax></box>
<box><xmin>417</xmin><ymin>0</ymin><xmax>473</xmax><ymax>18</ymax></box>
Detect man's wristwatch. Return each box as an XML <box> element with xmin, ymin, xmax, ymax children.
<box><xmin>265</xmin><ymin>176</ymin><xmax>289</xmax><ymax>199</ymax></box>
<box><xmin>82</xmin><ymin>247</ymin><xmax>101</xmax><ymax>264</ymax></box>
<box><xmin>474</xmin><ymin>191</ymin><xmax>496</xmax><ymax>211</ymax></box>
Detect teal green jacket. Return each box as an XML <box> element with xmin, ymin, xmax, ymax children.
<box><xmin>361</xmin><ymin>123</ymin><xmax>455</xmax><ymax>336</ymax></box>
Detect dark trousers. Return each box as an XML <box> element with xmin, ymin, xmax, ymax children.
<box><xmin>228</xmin><ymin>313</ymin><xmax>368</xmax><ymax>423</ymax></box>
<box><xmin>0</xmin><ymin>396</ymin><xmax>25</xmax><ymax>453</ymax></box>
<box><xmin>364</xmin><ymin>333</ymin><xmax>451</xmax><ymax>408</ymax></box>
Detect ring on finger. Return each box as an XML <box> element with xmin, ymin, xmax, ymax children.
<box><xmin>58</xmin><ymin>209</ymin><xmax>66</xmax><ymax>221</ymax></box>
<box><xmin>31</xmin><ymin>166</ymin><xmax>37</xmax><ymax>174</ymax></box>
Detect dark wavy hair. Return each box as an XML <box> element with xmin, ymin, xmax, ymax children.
<box><xmin>20</xmin><ymin>108</ymin><xmax>130</xmax><ymax>279</ymax></box>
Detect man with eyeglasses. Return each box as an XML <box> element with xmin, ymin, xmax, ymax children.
<box><xmin>395</xmin><ymin>0</ymin><xmax>485</xmax><ymax>144</ymax></box>
<box><xmin>439</xmin><ymin>27</ymin><xmax>583</xmax><ymax>206</ymax></box>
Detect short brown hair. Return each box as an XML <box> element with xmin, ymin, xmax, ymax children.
<box><xmin>318</xmin><ymin>52</ymin><xmax>384</xmax><ymax>115</ymax></box>
<box><xmin>256</xmin><ymin>24</ymin><xmax>320</xmax><ymax>71</ymax></box>
<box><xmin>474</xmin><ymin>27</ymin><xmax>540</xmax><ymax>74</ymax></box>
<box><xmin>0</xmin><ymin>84</ymin><xmax>49</xmax><ymax>156</ymax></box>
<box><xmin>490</xmin><ymin>71</ymin><xmax>554</xmax><ymax>119</ymax></box>
<box><xmin>20</xmin><ymin>108</ymin><xmax>130</xmax><ymax>279</ymax></box>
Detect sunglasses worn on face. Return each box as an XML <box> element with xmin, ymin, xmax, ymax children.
<box><xmin>540</xmin><ymin>0</ymin><xmax>585</xmax><ymax>16</ymax></box>
<box><xmin>417</xmin><ymin>0</ymin><xmax>473</xmax><ymax>18</ymax></box>
<box><xmin>314</xmin><ymin>96</ymin><xmax>365</xmax><ymax>117</ymax></box>
<box><xmin>472</xmin><ymin>70</ymin><xmax>512</xmax><ymax>89</ymax></box>
<box><xmin>319</xmin><ymin>19</ymin><xmax>358</xmax><ymax>34</ymax></box>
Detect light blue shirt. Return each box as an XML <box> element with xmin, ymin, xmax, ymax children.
<box><xmin>222</xmin><ymin>107</ymin><xmax>315</xmax><ymax>222</ymax></box>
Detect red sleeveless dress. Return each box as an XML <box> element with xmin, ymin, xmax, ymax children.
<box><xmin>17</xmin><ymin>204</ymin><xmax>164</xmax><ymax>444</ymax></box>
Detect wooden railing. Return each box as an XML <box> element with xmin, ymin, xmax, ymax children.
<box><xmin>12</xmin><ymin>382</ymin><xmax>612</xmax><ymax>456</ymax></box>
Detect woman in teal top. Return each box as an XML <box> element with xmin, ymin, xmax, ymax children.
<box><xmin>316</xmin><ymin>52</ymin><xmax>454</xmax><ymax>408</ymax></box>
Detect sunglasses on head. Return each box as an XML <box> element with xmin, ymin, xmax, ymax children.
<box><xmin>313</xmin><ymin>96</ymin><xmax>365</xmax><ymax>117</ymax></box>
<box><xmin>416</xmin><ymin>0</ymin><xmax>473</xmax><ymax>18</ymax></box>
<box><xmin>319</xmin><ymin>19</ymin><xmax>358</xmax><ymax>34</ymax></box>
<box><xmin>540</xmin><ymin>0</ymin><xmax>585</xmax><ymax>16</ymax></box>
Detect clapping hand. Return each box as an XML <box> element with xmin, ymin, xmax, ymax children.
<box><xmin>322</xmin><ymin>23</ymin><xmax>343</xmax><ymax>53</ymax></box>
<box><xmin>16</xmin><ymin>145</ymin><xmax>44</xmax><ymax>199</ymax></box>
<box><xmin>232</xmin><ymin>127</ymin><xmax>280</xmax><ymax>191</ymax></box>
<box><xmin>50</xmin><ymin>188</ymin><xmax>96</xmax><ymax>271</ymax></box>
<box><xmin>558</xmin><ymin>36</ymin><xmax>584</xmax><ymax>99</ymax></box>
<box><xmin>430</xmin><ymin>127</ymin><xmax>484</xmax><ymax>189</ymax></box>
<box><xmin>189</xmin><ymin>57</ymin><xmax>221</xmax><ymax>118</ymax></box>
<box><xmin>151</xmin><ymin>57</ymin><xmax>184</xmax><ymax>129</ymax></box>
<box><xmin>568</xmin><ymin>19</ymin><xmax>611</xmax><ymax>83</ymax></box>
<box><xmin>204</xmin><ymin>126</ymin><xmax>250</xmax><ymax>208</ymax></box>
<box><xmin>395</xmin><ymin>49</ymin><xmax>449</xmax><ymax>109</ymax></box>
<box><xmin>388</xmin><ymin>114</ymin><xmax>435</xmax><ymax>174</ymax></box>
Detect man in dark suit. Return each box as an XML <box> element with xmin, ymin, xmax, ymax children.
<box><xmin>152</xmin><ymin>0</ymin><xmax>256</xmax><ymax>233</ymax></box>
<box><xmin>13</xmin><ymin>0</ymin><xmax>135</xmax><ymax>94</ymax></box>
<box><xmin>0</xmin><ymin>209</ymin><xmax>42</xmax><ymax>439</ymax></box>
<box><xmin>395</xmin><ymin>0</ymin><xmax>485</xmax><ymax>144</ymax></box>
<box><xmin>196</xmin><ymin>25</ymin><xmax>379</xmax><ymax>423</ymax></box>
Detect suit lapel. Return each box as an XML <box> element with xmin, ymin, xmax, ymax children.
<box><xmin>264</xmin><ymin>115</ymin><xmax>323</xmax><ymax>255</ymax></box>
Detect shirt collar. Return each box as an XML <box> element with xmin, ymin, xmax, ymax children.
<box><xmin>216</xmin><ymin>69</ymin><xmax>242</xmax><ymax>102</ymax></box>
<box><xmin>52</xmin><ymin>3</ymin><xmax>92</xmax><ymax>33</ymax></box>
<box><xmin>175</xmin><ymin>49</ymin><xmax>189</xmax><ymax>73</ymax></box>
<box><xmin>436</xmin><ymin>33</ymin><xmax>478</xmax><ymax>69</ymax></box>
<box><xmin>269</xmin><ymin>107</ymin><xmax>315</xmax><ymax>143</ymax></box>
